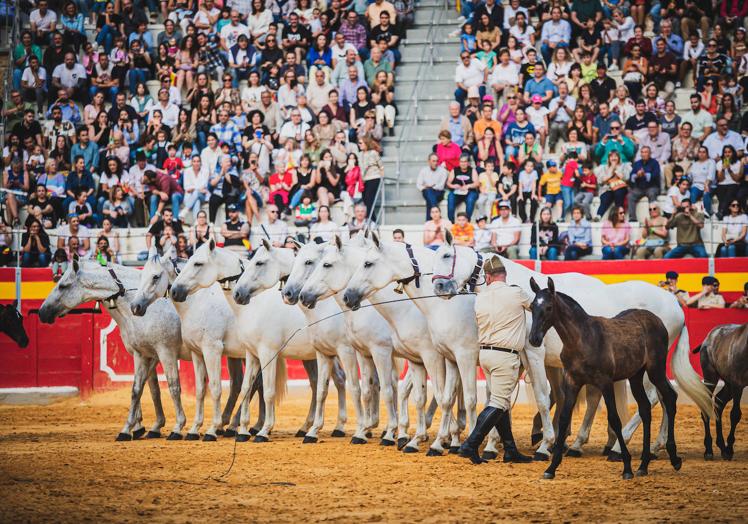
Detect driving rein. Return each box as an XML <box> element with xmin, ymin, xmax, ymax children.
<box><xmin>431</xmin><ymin>248</ymin><xmax>484</xmax><ymax>293</ymax></box>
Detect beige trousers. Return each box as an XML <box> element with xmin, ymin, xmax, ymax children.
<box><xmin>479</xmin><ymin>349</ymin><xmax>521</xmax><ymax>411</ymax></box>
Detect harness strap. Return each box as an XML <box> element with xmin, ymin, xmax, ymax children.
<box><xmin>396</xmin><ymin>243</ymin><xmax>421</xmax><ymax>289</ymax></box>
<box><xmin>105</xmin><ymin>268</ymin><xmax>127</xmax><ymax>303</ymax></box>
<box><xmin>466</xmin><ymin>252</ymin><xmax>483</xmax><ymax>292</ymax></box>
<box><xmin>217</xmin><ymin>259</ymin><xmax>245</xmax><ymax>289</ymax></box>
<box><xmin>431</xmin><ymin>246</ymin><xmax>457</xmax><ymax>284</ymax></box>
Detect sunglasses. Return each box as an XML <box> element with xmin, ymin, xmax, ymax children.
<box><xmin>268</xmin><ymin>210</ymin><xmax>278</xmax><ymax>214</ymax></box>
<box><xmin>649</xmin><ymin>207</ymin><xmax>658</xmax><ymax>211</ymax></box>
<box><xmin>730</xmin><ymin>203</ymin><xmax>740</xmax><ymax>208</ymax></box>
<box><xmin>610</xmin><ymin>126</ymin><xmax>620</xmax><ymax>130</ymax></box>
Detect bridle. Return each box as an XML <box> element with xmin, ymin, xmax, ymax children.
<box><xmin>394</xmin><ymin>243</ymin><xmax>421</xmax><ymax>294</ymax></box>
<box><xmin>104</xmin><ymin>267</ymin><xmax>128</xmax><ymax>308</ymax></box>
<box><xmin>431</xmin><ymin>247</ymin><xmax>484</xmax><ymax>294</ymax></box>
<box><xmin>217</xmin><ymin>259</ymin><xmax>245</xmax><ymax>290</ymax></box>
<box><xmin>163</xmin><ymin>257</ymin><xmax>182</xmax><ymax>298</ymax></box>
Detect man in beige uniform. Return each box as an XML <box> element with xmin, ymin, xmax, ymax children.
<box><xmin>459</xmin><ymin>256</ymin><xmax>533</xmax><ymax>464</ymax></box>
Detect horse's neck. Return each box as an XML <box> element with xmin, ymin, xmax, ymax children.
<box><xmin>275</xmin><ymin>248</ymin><xmax>295</xmax><ymax>278</ymax></box>
<box><xmin>551</xmin><ymin>295</ymin><xmax>588</xmax><ymax>350</ymax></box>
<box><xmin>369</xmin><ymin>287</ymin><xmax>417</xmax><ymax>328</ymax></box>
<box><xmin>214</xmin><ymin>247</ymin><xmax>244</xmax><ymax>279</ymax></box>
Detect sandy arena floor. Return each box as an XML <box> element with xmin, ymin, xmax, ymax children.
<box><xmin>1</xmin><ymin>386</ymin><xmax>747</xmax><ymax>523</ymax></box>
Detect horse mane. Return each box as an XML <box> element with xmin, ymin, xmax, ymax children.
<box><xmin>554</xmin><ymin>291</ymin><xmax>590</xmax><ymax>323</ymax></box>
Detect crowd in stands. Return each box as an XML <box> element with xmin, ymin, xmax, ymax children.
<box><xmin>3</xmin><ymin>0</ymin><xmax>412</xmax><ymax>266</ymax></box>
<box><xmin>416</xmin><ymin>0</ymin><xmax>747</xmax><ymax>260</ymax></box>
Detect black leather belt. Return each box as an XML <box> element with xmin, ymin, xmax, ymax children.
<box><xmin>480</xmin><ymin>345</ymin><xmax>519</xmax><ymax>354</ymax></box>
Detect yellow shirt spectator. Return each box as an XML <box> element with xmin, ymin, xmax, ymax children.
<box><xmin>539</xmin><ymin>169</ymin><xmax>562</xmax><ymax>196</ymax></box>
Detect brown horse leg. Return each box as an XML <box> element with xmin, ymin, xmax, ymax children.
<box><xmin>724</xmin><ymin>386</ymin><xmax>742</xmax><ymax>461</ymax></box>
<box><xmin>700</xmin><ymin>351</ymin><xmax>719</xmax><ymax>460</ymax></box>
<box><xmin>714</xmin><ymin>384</ymin><xmax>733</xmax><ymax>458</ymax></box>
<box><xmin>601</xmin><ymin>383</ymin><xmax>633</xmax><ymax>479</ymax></box>
<box><xmin>628</xmin><ymin>369</ymin><xmax>653</xmax><ymax>476</ymax></box>
<box><xmin>543</xmin><ymin>378</ymin><xmax>580</xmax><ymax>480</ymax></box>
<box><xmin>650</xmin><ymin>371</ymin><xmax>682</xmax><ymax>471</ymax></box>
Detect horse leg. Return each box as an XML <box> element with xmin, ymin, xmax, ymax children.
<box><xmin>649</xmin><ymin>369</ymin><xmax>682</xmax><ymax>471</ymax></box>
<box><xmin>629</xmin><ymin>369</ymin><xmax>653</xmax><ymax>476</ymax></box>
<box><xmin>418</xmin><ymin>353</ymin><xmax>446</xmax><ymax>449</ymax></box>
<box><xmin>397</xmin><ymin>365</ymin><xmax>413</xmax><ymax>447</ymax></box>
<box><xmin>237</xmin><ymin>355</ymin><xmax>260</xmax><ymax>441</ymax></box>
<box><xmin>700</xmin><ymin>356</ymin><xmax>720</xmax><ymax>460</ymax></box>
<box><xmin>337</xmin><ymin>346</ymin><xmax>366</xmax><ymax>443</ymax></box>
<box><xmin>250</xmin><ymin>372</ymin><xmax>265</xmax><ymax>435</ymax></box>
<box><xmin>403</xmin><ymin>362</ymin><xmax>428</xmax><ymax>452</ymax></box>
<box><xmin>531</xmin><ymin>367</ymin><xmax>557</xmax><ymax>446</ymax></box>
<box><xmin>724</xmin><ymin>386</ymin><xmax>742</xmax><ymax>460</ymax></box>
<box><xmin>159</xmin><ymin>350</ymin><xmax>186</xmax><ymax>438</ymax></box>
<box><xmin>222</xmin><ymin>357</ymin><xmax>244</xmax><ymax>437</ymax></box>
<box><xmin>427</xmin><ymin>358</ymin><xmax>458</xmax><ymax>456</ymax></box>
<box><xmin>455</xmin><ymin>352</ymin><xmax>478</xmax><ymax>436</ymax></box>
<box><xmin>714</xmin><ymin>384</ymin><xmax>732</xmax><ymax>457</ymax></box>
<box><xmin>567</xmin><ymin>386</ymin><xmax>602</xmax><ymax>457</ymax></box>
<box><xmin>187</xmin><ymin>352</ymin><xmax>207</xmax><ymax>438</ymax></box>
<box><xmin>600</xmin><ymin>382</ymin><xmax>634</xmax><ymax>479</ymax></box>
<box><xmin>255</xmin><ymin>350</ymin><xmax>279</xmax><ymax>442</ymax></box>
<box><xmin>200</xmin><ymin>347</ymin><xmax>225</xmax><ymax>440</ymax></box>
<box><xmin>448</xmin><ymin>376</ymin><xmax>465</xmax><ymax>451</ymax></box>
<box><xmin>299</xmin><ymin>359</ymin><xmax>319</xmax><ymax>436</ymax></box>
<box><xmin>331</xmin><ymin>356</ymin><xmax>348</xmax><ymax>435</ymax></box>
<box><xmin>370</xmin><ymin>349</ymin><xmax>398</xmax><ymax>445</ymax></box>
<box><xmin>118</xmin><ymin>352</ymin><xmax>155</xmax><ymax>441</ymax></box>
<box><xmin>524</xmin><ymin>346</ymin><xmax>554</xmax><ymax>459</ymax></box>
<box><xmin>303</xmin><ymin>353</ymin><xmax>333</xmax><ymax>443</ymax></box>
<box><xmin>543</xmin><ymin>377</ymin><xmax>580</xmax><ymax>479</ymax></box>
<box><xmin>146</xmin><ymin>366</ymin><xmax>165</xmax><ymax>435</ymax></box>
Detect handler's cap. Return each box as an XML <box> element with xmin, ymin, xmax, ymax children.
<box><xmin>483</xmin><ymin>256</ymin><xmax>506</xmax><ymax>274</ymax></box>
<box><xmin>665</xmin><ymin>271</ymin><xmax>678</xmax><ymax>280</ymax></box>
<box><xmin>702</xmin><ymin>276</ymin><xmax>717</xmax><ymax>286</ymax></box>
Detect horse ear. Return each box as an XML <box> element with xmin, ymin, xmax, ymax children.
<box><xmin>333</xmin><ymin>234</ymin><xmax>342</xmax><ymax>251</ymax></box>
<box><xmin>147</xmin><ymin>243</ymin><xmax>159</xmax><ymax>261</ymax></box>
<box><xmin>363</xmin><ymin>228</ymin><xmax>370</xmax><ymax>239</ymax></box>
<box><xmin>548</xmin><ymin>277</ymin><xmax>555</xmax><ymax>296</ymax></box>
<box><xmin>292</xmin><ymin>238</ymin><xmax>305</xmax><ymax>249</ymax></box>
<box><xmin>209</xmin><ymin>238</ymin><xmax>216</xmax><ymax>251</ymax></box>
<box><xmin>529</xmin><ymin>277</ymin><xmax>540</xmax><ymax>294</ymax></box>
<box><xmin>371</xmin><ymin>232</ymin><xmax>381</xmax><ymax>250</ymax></box>
<box><xmin>72</xmin><ymin>254</ymin><xmax>80</xmax><ymax>274</ymax></box>
<box><xmin>261</xmin><ymin>238</ymin><xmax>271</xmax><ymax>251</ymax></box>
<box><xmin>445</xmin><ymin>229</ymin><xmax>453</xmax><ymax>246</ymax></box>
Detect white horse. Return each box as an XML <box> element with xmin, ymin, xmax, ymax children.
<box><xmin>130</xmin><ymin>246</ymin><xmax>263</xmax><ymax>439</ymax></box>
<box><xmin>38</xmin><ymin>259</ymin><xmax>188</xmax><ymax>440</ymax></box>
<box><xmin>169</xmin><ymin>240</ymin><xmax>329</xmax><ymax>441</ymax></box>
<box><xmin>297</xmin><ymin>234</ymin><xmax>465</xmax><ymax>454</ymax></box>
<box><xmin>232</xmin><ymin>239</ymin><xmax>395</xmax><ymax>444</ymax></box>
<box><xmin>430</xmin><ymin>240</ymin><xmax>714</xmax><ymax>457</ymax></box>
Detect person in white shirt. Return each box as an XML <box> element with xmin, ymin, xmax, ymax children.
<box><xmin>681</xmin><ymin>94</ymin><xmax>714</xmax><ymax>142</ymax></box>
<box><xmin>680</xmin><ymin>32</ymin><xmax>704</xmax><ymax>86</ymax></box>
<box><xmin>309</xmin><ymin>205</ymin><xmax>341</xmax><ymax>242</ymax></box>
<box><xmin>330</xmin><ymin>32</ymin><xmax>357</xmax><ymax>68</ymax></box>
<box><xmin>687</xmin><ymin>146</ymin><xmax>716</xmax><ymax>216</ymax></box>
<box><xmin>181</xmin><ymin>155</ymin><xmax>211</xmax><ymax>221</ymax></box>
<box><xmin>52</xmin><ymin>52</ymin><xmax>87</xmax><ymax>103</ymax></box>
<box><xmin>702</xmin><ymin>119</ymin><xmax>745</xmax><ymax>161</ymax></box>
<box><xmin>200</xmin><ymin>133</ymin><xmax>222</xmax><ymax>173</ymax></box>
<box><xmin>20</xmin><ymin>56</ymin><xmax>47</xmax><ymax>113</ymax></box>
<box><xmin>192</xmin><ymin>0</ymin><xmax>221</xmax><ymax>35</ymax></box>
<box><xmin>146</xmin><ymin>88</ymin><xmax>180</xmax><ymax>127</ymax></box>
<box><xmin>306</xmin><ymin>69</ymin><xmax>334</xmax><ymax>113</ymax></box>
<box><xmin>455</xmin><ymin>51</ymin><xmax>487</xmax><ymax>108</ymax></box>
<box><xmin>540</xmin><ymin>6</ymin><xmax>572</xmax><ymax>63</ymax></box>
<box><xmin>718</xmin><ymin>201</ymin><xmax>747</xmax><ymax>258</ymax></box>
<box><xmin>251</xmin><ymin>204</ymin><xmax>289</xmax><ymax>248</ymax></box>
<box><xmin>489</xmin><ymin>201</ymin><xmax>522</xmax><ymax>258</ymax></box>
<box><xmin>502</xmin><ymin>0</ymin><xmax>528</xmax><ymax>31</ymax></box>
<box><xmin>488</xmin><ymin>49</ymin><xmax>520</xmax><ymax>100</ymax></box>
<box><xmin>278</xmin><ymin>109</ymin><xmax>311</xmax><ymax>145</ymax></box>
<box><xmin>220</xmin><ymin>11</ymin><xmax>250</xmax><ymax>51</ymax></box>
<box><xmin>30</xmin><ymin>0</ymin><xmax>57</xmax><ymax>44</ymax></box>
<box><xmin>416</xmin><ymin>153</ymin><xmax>449</xmax><ymax>220</ymax></box>
<box><xmin>474</xmin><ymin>216</ymin><xmax>495</xmax><ymax>252</ymax></box>
<box><xmin>547</xmin><ymin>82</ymin><xmax>576</xmax><ymax>149</ymax></box>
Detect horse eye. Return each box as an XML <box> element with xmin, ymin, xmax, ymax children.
<box><xmin>152</xmin><ymin>274</ymin><xmax>160</xmax><ymax>281</ymax></box>
<box><xmin>305</xmin><ymin>260</ymin><xmax>314</xmax><ymax>265</ymax></box>
<box><xmin>443</xmin><ymin>253</ymin><xmax>451</xmax><ymax>259</ymax></box>
<box><xmin>364</xmin><ymin>261</ymin><xmax>373</xmax><ymax>268</ymax></box>
<box><xmin>323</xmin><ymin>262</ymin><xmax>332</xmax><ymax>268</ymax></box>
<box><xmin>194</xmin><ymin>262</ymin><xmax>203</xmax><ymax>267</ymax></box>
<box><xmin>255</xmin><ymin>261</ymin><xmax>264</xmax><ymax>266</ymax></box>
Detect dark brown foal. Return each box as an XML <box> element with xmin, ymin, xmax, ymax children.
<box><xmin>693</xmin><ymin>323</ymin><xmax>748</xmax><ymax>460</ymax></box>
<box><xmin>528</xmin><ymin>277</ymin><xmax>682</xmax><ymax>480</ymax></box>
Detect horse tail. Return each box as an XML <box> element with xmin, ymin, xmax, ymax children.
<box><xmin>671</xmin><ymin>325</ymin><xmax>713</xmax><ymax>418</ymax></box>
<box><xmin>274</xmin><ymin>357</ymin><xmax>288</xmax><ymax>406</ymax></box>
<box><xmin>691</xmin><ymin>344</ymin><xmax>702</xmax><ymax>354</ymax></box>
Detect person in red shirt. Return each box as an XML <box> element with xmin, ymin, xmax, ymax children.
<box><xmin>560</xmin><ymin>153</ymin><xmax>579</xmax><ymax>219</ymax></box>
<box><xmin>144</xmin><ymin>169</ymin><xmax>185</xmax><ymax>218</ymax></box>
<box><xmin>574</xmin><ymin>161</ymin><xmax>597</xmax><ymax>220</ymax></box>
<box><xmin>162</xmin><ymin>143</ymin><xmax>184</xmax><ymax>183</ymax></box>
<box><xmin>434</xmin><ymin>129</ymin><xmax>463</xmax><ymax>172</ymax></box>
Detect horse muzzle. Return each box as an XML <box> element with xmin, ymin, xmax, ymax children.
<box><xmin>232</xmin><ymin>288</ymin><xmax>251</xmax><ymax>306</ymax></box>
<box><xmin>282</xmin><ymin>286</ymin><xmax>299</xmax><ymax>305</ymax></box>
<box><xmin>130</xmin><ymin>300</ymin><xmax>147</xmax><ymax>316</ymax></box>
<box><xmin>342</xmin><ymin>290</ymin><xmax>362</xmax><ymax>311</ymax></box>
<box><xmin>170</xmin><ymin>285</ymin><xmax>188</xmax><ymax>303</ymax></box>
<box><xmin>299</xmin><ymin>291</ymin><xmax>317</xmax><ymax>309</ymax></box>
<box><xmin>432</xmin><ymin>278</ymin><xmax>458</xmax><ymax>299</ymax></box>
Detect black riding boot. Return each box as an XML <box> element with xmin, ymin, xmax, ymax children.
<box><xmin>459</xmin><ymin>406</ymin><xmax>502</xmax><ymax>464</ymax></box>
<box><xmin>495</xmin><ymin>410</ymin><xmax>533</xmax><ymax>463</ymax></box>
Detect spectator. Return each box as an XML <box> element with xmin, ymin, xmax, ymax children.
<box><xmin>540</xmin><ymin>6</ymin><xmax>571</xmax><ymax>64</ymax></box>
<box><xmin>564</xmin><ymin>205</ymin><xmax>593</xmax><ymax>260</ymax></box>
<box><xmin>440</xmin><ymin>101</ymin><xmax>474</xmax><ymax>150</ymax></box>
<box><xmin>454</xmin><ymin>51</ymin><xmax>487</xmax><ymax>109</ymax></box>
<box><xmin>681</xmin><ymin>94</ymin><xmax>714</xmax><ymax>142</ymax></box>
<box><xmin>478</xmin><ymin>158</ymin><xmax>501</xmax><ymax>219</ymax></box>
<box><xmin>504</xmin><ymin>108</ymin><xmax>536</xmax><ymax>161</ymax></box>
<box><xmin>146</xmin><ymin>207</ymin><xmax>184</xmax><ymax>250</ymax></box>
<box><xmin>729</xmin><ymin>283</ymin><xmax>748</xmax><ymax>309</ymax></box>
<box><xmin>648</xmin><ymin>38</ymin><xmax>677</xmax><ymax>97</ymax></box>
<box><xmin>715</xmin><ymin>146</ymin><xmax>742</xmax><ymax>219</ymax></box>
<box><xmin>529</xmin><ymin>207</ymin><xmax>560</xmax><ymax>260</ymax></box>
<box><xmin>574</xmin><ymin>162</ymin><xmax>597</xmax><ymax>220</ymax></box>
<box><xmin>359</xmin><ymin>137</ymin><xmax>384</xmax><ymax>221</ymax></box>
<box><xmin>57</xmin><ymin>213</ymin><xmax>91</xmax><ymax>254</ymax></box>
<box><xmin>434</xmin><ymin>130</ymin><xmax>463</xmax><ymax>174</ymax></box>
<box><xmin>517</xmin><ymin>159</ymin><xmax>539</xmax><ymax>223</ymax></box>
<box><xmin>21</xmin><ymin>218</ymin><xmax>51</xmax><ymax>267</ymax></box>
<box><xmin>663</xmin><ymin>175</ymin><xmax>691</xmax><ymax>219</ymax></box>
<box><xmin>2</xmin><ymin>161</ymin><xmax>29</xmax><ymax>226</ymax></box>
<box><xmin>703</xmin><ymin>118</ymin><xmax>745</xmax><ymax>163</ymax></box>
<box><xmin>665</xmin><ymin>122</ymin><xmax>699</xmax><ymax>188</ymax></box>
<box><xmin>417</xmin><ymin>153</ymin><xmax>449</xmax><ymax>220</ymax></box>
<box><xmin>601</xmin><ymin>206</ymin><xmax>631</xmax><ymax>259</ymax></box>
<box><xmin>628</xmin><ymin>146</ymin><xmax>661</xmax><ymax>221</ymax></box>
<box><xmin>474</xmin><ymin>216</ymin><xmax>494</xmax><ymax>252</ymax></box>
<box><xmin>687</xmin><ymin>146</ymin><xmax>716</xmax><ymax>217</ymax></box>
<box><xmin>346</xmin><ymin>202</ymin><xmax>378</xmax><ymax>240</ymax></box>
<box><xmin>688</xmin><ymin>276</ymin><xmax>726</xmax><ymax>309</ymax></box>
<box><xmin>221</xmin><ymin>203</ymin><xmax>250</xmax><ymax>254</ymax></box>
<box><xmin>594</xmin><ymin>150</ymin><xmax>629</xmax><ymax>220</ymax></box>
<box><xmin>20</xmin><ymin>55</ymin><xmax>47</xmax><ymax>114</ymax></box>
<box><xmin>143</xmin><ymin>170</ymin><xmax>184</xmax><ymax>218</ymax></box>
<box><xmin>392</xmin><ymin>228</ymin><xmax>405</xmax><ymax>242</ymax></box>
<box><xmin>716</xmin><ymin>200</ymin><xmax>747</xmax><ymax>258</ymax></box>
<box><xmin>547</xmin><ymin>82</ymin><xmax>576</xmax><ymax>149</ymax></box>
<box><xmin>51</xmin><ymin>51</ymin><xmax>87</xmax><ymax>104</ymax></box>
<box><xmin>539</xmin><ymin>159</ymin><xmax>563</xmax><ymax>218</ymax></box>
<box><xmin>488</xmin><ymin>49</ymin><xmax>520</xmax><ymax>101</ymax></box>
<box><xmin>446</xmin><ymin>154</ymin><xmax>480</xmax><ymax>223</ymax></box>
<box><xmin>593</xmin><ymin>119</ymin><xmax>634</xmax><ymax>164</ymax></box>
<box><xmin>30</xmin><ymin>0</ymin><xmax>57</xmax><ymax>45</ymax></box>
<box><xmin>664</xmin><ymin>199</ymin><xmax>707</xmax><ymax>258</ymax></box>
<box><xmin>102</xmin><ymin>186</ymin><xmax>133</xmax><ymax>228</ymax></box>
<box><xmin>451</xmin><ymin>212</ymin><xmax>475</xmax><ymax>247</ymax></box>
<box><xmin>660</xmin><ymin>270</ymin><xmax>689</xmax><ymax>306</ymax></box>
<box><xmin>523</xmin><ymin>63</ymin><xmax>556</xmax><ymax>106</ymax></box>
<box><xmin>635</xmin><ymin>203</ymin><xmax>670</xmax><ymax>259</ymax></box>
<box><xmin>489</xmin><ymin>200</ymin><xmax>521</xmax><ymax>259</ymax></box>
<box><xmin>310</xmin><ymin>205</ymin><xmax>340</xmax><ymax>243</ymax></box>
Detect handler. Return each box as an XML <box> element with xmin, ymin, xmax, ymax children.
<box><xmin>459</xmin><ymin>256</ymin><xmax>532</xmax><ymax>464</ymax></box>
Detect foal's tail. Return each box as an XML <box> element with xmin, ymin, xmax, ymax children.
<box><xmin>671</xmin><ymin>325</ymin><xmax>713</xmax><ymax>418</ymax></box>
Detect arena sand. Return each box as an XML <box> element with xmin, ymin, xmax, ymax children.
<box><xmin>1</xmin><ymin>386</ymin><xmax>747</xmax><ymax>523</ymax></box>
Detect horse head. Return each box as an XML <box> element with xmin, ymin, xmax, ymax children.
<box><xmin>528</xmin><ymin>276</ymin><xmax>556</xmax><ymax>347</ymax></box>
<box><xmin>282</xmin><ymin>240</ymin><xmax>325</xmax><ymax>306</ymax></box>
<box><xmin>0</xmin><ymin>302</ymin><xmax>29</xmax><ymax>348</ymax></box>
<box><xmin>171</xmin><ymin>240</ymin><xmax>241</xmax><ymax>302</ymax></box>
<box><xmin>431</xmin><ymin>232</ymin><xmax>481</xmax><ymax>298</ymax></box>
<box><xmin>131</xmin><ymin>245</ymin><xmax>172</xmax><ymax>316</ymax></box>
<box><xmin>233</xmin><ymin>239</ymin><xmax>292</xmax><ymax>305</ymax></box>
<box><xmin>298</xmin><ymin>235</ymin><xmax>353</xmax><ymax>309</ymax></box>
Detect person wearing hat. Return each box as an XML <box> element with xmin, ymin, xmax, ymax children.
<box><xmin>454</xmin><ymin>50</ymin><xmax>487</xmax><ymax>109</ymax></box>
<box><xmin>688</xmin><ymin>276</ymin><xmax>726</xmax><ymax>309</ymax></box>
<box><xmin>459</xmin><ymin>256</ymin><xmax>532</xmax><ymax>464</ymax></box>
<box><xmin>660</xmin><ymin>270</ymin><xmax>689</xmax><ymax>307</ymax></box>
<box><xmin>489</xmin><ymin>200</ymin><xmax>521</xmax><ymax>259</ymax></box>
<box><xmin>220</xmin><ymin>203</ymin><xmax>250</xmax><ymax>254</ymax></box>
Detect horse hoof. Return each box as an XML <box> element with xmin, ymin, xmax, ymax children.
<box><xmin>622</xmin><ymin>472</ymin><xmax>634</xmax><ymax>480</ymax></box>
<box><xmin>295</xmin><ymin>430</ymin><xmax>307</xmax><ymax>438</ymax></box>
<box><xmin>185</xmin><ymin>433</ymin><xmax>200</xmax><ymax>441</ymax></box>
<box><xmin>146</xmin><ymin>431</ymin><xmax>161</xmax><ymax>439</ymax></box>
<box><xmin>403</xmin><ymin>446</ymin><xmax>419</xmax><ymax>454</ymax></box>
<box><xmin>672</xmin><ymin>457</ymin><xmax>683</xmax><ymax>470</ymax></box>
<box><xmin>303</xmin><ymin>435</ymin><xmax>318</xmax><ymax>444</ymax></box>
<box><xmin>132</xmin><ymin>427</ymin><xmax>146</xmax><ymax>440</ymax></box>
<box><xmin>566</xmin><ymin>448</ymin><xmax>582</xmax><ymax>458</ymax></box>
<box><xmin>426</xmin><ymin>448</ymin><xmax>442</xmax><ymax>457</ymax></box>
<box><xmin>448</xmin><ymin>446</ymin><xmax>461</xmax><ymax>455</ymax></box>
<box><xmin>365</xmin><ymin>431</ymin><xmax>373</xmax><ymax>439</ymax></box>
<box><xmin>635</xmin><ymin>469</ymin><xmax>648</xmax><ymax>477</ymax></box>
<box><xmin>351</xmin><ymin>437</ymin><xmax>367</xmax><ymax>445</ymax></box>
<box><xmin>542</xmin><ymin>472</ymin><xmax>555</xmax><ymax>480</ymax></box>
<box><xmin>216</xmin><ymin>428</ymin><xmax>225</xmax><ymax>436</ymax></box>
<box><xmin>721</xmin><ymin>451</ymin><xmax>734</xmax><ymax>461</ymax></box>
<box><xmin>224</xmin><ymin>429</ymin><xmax>237</xmax><ymax>438</ymax></box>
<box><xmin>607</xmin><ymin>451</ymin><xmax>623</xmax><ymax>462</ymax></box>
<box><xmin>254</xmin><ymin>435</ymin><xmax>269</xmax><ymax>443</ymax></box>
<box><xmin>380</xmin><ymin>430</ymin><xmax>387</xmax><ymax>438</ymax></box>
<box><xmin>235</xmin><ymin>434</ymin><xmax>251</xmax><ymax>443</ymax></box>
<box><xmin>249</xmin><ymin>428</ymin><xmax>259</xmax><ymax>436</ymax></box>
<box><xmin>704</xmin><ymin>452</ymin><xmax>714</xmax><ymax>461</ymax></box>
<box><xmin>331</xmin><ymin>429</ymin><xmax>346</xmax><ymax>438</ymax></box>
<box><xmin>397</xmin><ymin>438</ymin><xmax>409</xmax><ymax>450</ymax></box>
<box><xmin>203</xmin><ymin>434</ymin><xmax>217</xmax><ymax>442</ymax></box>
<box><xmin>533</xmin><ymin>452</ymin><xmax>549</xmax><ymax>461</ymax></box>
<box><xmin>115</xmin><ymin>432</ymin><xmax>132</xmax><ymax>442</ymax></box>
<box><xmin>481</xmin><ymin>451</ymin><xmax>498</xmax><ymax>461</ymax></box>
<box><xmin>602</xmin><ymin>445</ymin><xmax>612</xmax><ymax>456</ymax></box>
<box><xmin>380</xmin><ymin>438</ymin><xmax>396</xmax><ymax>447</ymax></box>
<box><xmin>531</xmin><ymin>433</ymin><xmax>543</xmax><ymax>446</ymax></box>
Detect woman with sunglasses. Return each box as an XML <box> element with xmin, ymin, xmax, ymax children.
<box><xmin>715</xmin><ymin>145</ymin><xmax>742</xmax><ymax>219</ymax></box>
<box><xmin>594</xmin><ymin>149</ymin><xmax>629</xmax><ymax>220</ymax></box>
<box><xmin>635</xmin><ymin>203</ymin><xmax>670</xmax><ymax>259</ymax></box>
<box><xmin>601</xmin><ymin>206</ymin><xmax>631</xmax><ymax>259</ymax></box>
<box><xmin>717</xmin><ymin>200</ymin><xmax>747</xmax><ymax>258</ymax></box>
